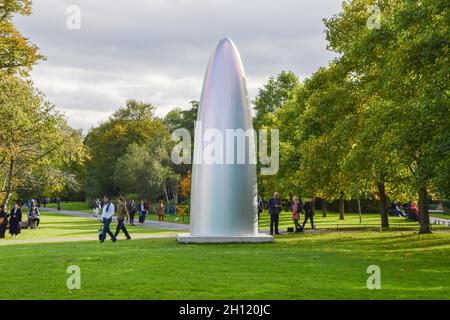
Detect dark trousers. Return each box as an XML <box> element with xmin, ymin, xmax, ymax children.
<box><xmin>139</xmin><ymin>211</ymin><xmax>146</xmax><ymax>224</ymax></box>
<box><xmin>129</xmin><ymin>212</ymin><xmax>135</xmax><ymax>224</ymax></box>
<box><xmin>100</xmin><ymin>218</ymin><xmax>116</xmax><ymax>242</ymax></box>
<box><xmin>293</xmin><ymin>218</ymin><xmax>302</xmax><ymax>231</ymax></box>
<box><xmin>115</xmin><ymin>218</ymin><xmax>130</xmax><ymax>238</ymax></box>
<box><xmin>270</xmin><ymin>214</ymin><xmax>279</xmax><ymax>235</ymax></box>
<box><xmin>0</xmin><ymin>224</ymin><xmax>6</xmax><ymax>238</ymax></box>
<box><xmin>302</xmin><ymin>213</ymin><xmax>315</xmax><ymax>229</ymax></box>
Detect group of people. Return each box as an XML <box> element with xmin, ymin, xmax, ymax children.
<box><xmin>95</xmin><ymin>195</ymin><xmax>166</xmax><ymax>243</ymax></box>
<box><xmin>260</xmin><ymin>192</ymin><xmax>316</xmax><ymax>235</ymax></box>
<box><xmin>390</xmin><ymin>201</ymin><xmax>419</xmax><ymax>220</ymax></box>
<box><xmin>0</xmin><ymin>200</ymin><xmax>42</xmax><ymax>239</ymax></box>
<box><xmin>92</xmin><ymin>198</ymin><xmax>166</xmax><ymax>225</ymax></box>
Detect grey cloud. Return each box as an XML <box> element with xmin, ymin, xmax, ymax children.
<box><xmin>14</xmin><ymin>0</ymin><xmax>341</xmax><ymax>131</ymax></box>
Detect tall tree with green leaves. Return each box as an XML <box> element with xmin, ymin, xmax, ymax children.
<box><xmin>0</xmin><ymin>73</ymin><xmax>85</xmax><ymax>205</ymax></box>
<box><xmin>0</xmin><ymin>0</ymin><xmax>44</xmax><ymax>74</ymax></box>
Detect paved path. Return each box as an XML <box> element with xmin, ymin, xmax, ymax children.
<box><xmin>43</xmin><ymin>207</ymin><xmax>190</xmax><ymax>231</ymax></box>
<box><xmin>0</xmin><ymin>234</ymin><xmax>178</xmax><ymax>246</ymax></box>
<box><xmin>430</xmin><ymin>216</ymin><xmax>450</xmax><ymax>227</ymax></box>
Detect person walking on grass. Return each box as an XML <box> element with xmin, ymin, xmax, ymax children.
<box><xmin>9</xmin><ymin>202</ymin><xmax>22</xmax><ymax>238</ymax></box>
<box><xmin>0</xmin><ymin>204</ymin><xmax>8</xmax><ymax>239</ymax></box>
<box><xmin>302</xmin><ymin>198</ymin><xmax>315</xmax><ymax>230</ymax></box>
<box><xmin>114</xmin><ymin>196</ymin><xmax>131</xmax><ymax>240</ymax></box>
<box><xmin>100</xmin><ymin>195</ymin><xmax>116</xmax><ymax>243</ymax></box>
<box><xmin>127</xmin><ymin>199</ymin><xmax>137</xmax><ymax>225</ymax></box>
<box><xmin>291</xmin><ymin>196</ymin><xmax>303</xmax><ymax>233</ymax></box>
<box><xmin>156</xmin><ymin>200</ymin><xmax>165</xmax><ymax>222</ymax></box>
<box><xmin>268</xmin><ymin>192</ymin><xmax>282</xmax><ymax>235</ymax></box>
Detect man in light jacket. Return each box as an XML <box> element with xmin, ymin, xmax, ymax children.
<box><xmin>100</xmin><ymin>194</ymin><xmax>116</xmax><ymax>243</ymax></box>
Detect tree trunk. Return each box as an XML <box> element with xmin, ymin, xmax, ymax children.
<box><xmin>377</xmin><ymin>182</ymin><xmax>389</xmax><ymax>230</ymax></box>
<box><xmin>357</xmin><ymin>194</ymin><xmax>362</xmax><ymax>224</ymax></box>
<box><xmin>418</xmin><ymin>187</ymin><xmax>432</xmax><ymax>234</ymax></box>
<box><xmin>339</xmin><ymin>198</ymin><xmax>345</xmax><ymax>220</ymax></box>
<box><xmin>322</xmin><ymin>198</ymin><xmax>327</xmax><ymax>218</ymax></box>
<box><xmin>162</xmin><ymin>184</ymin><xmax>170</xmax><ymax>204</ymax></box>
<box><xmin>1</xmin><ymin>159</ymin><xmax>14</xmax><ymax>207</ymax></box>
<box><xmin>172</xmin><ymin>188</ymin><xmax>178</xmax><ymax>204</ymax></box>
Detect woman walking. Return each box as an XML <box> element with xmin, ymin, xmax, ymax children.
<box><xmin>9</xmin><ymin>202</ymin><xmax>22</xmax><ymax>238</ymax></box>
<box><xmin>0</xmin><ymin>204</ymin><xmax>8</xmax><ymax>239</ymax></box>
<box><xmin>114</xmin><ymin>196</ymin><xmax>131</xmax><ymax>240</ymax></box>
<box><xmin>291</xmin><ymin>196</ymin><xmax>303</xmax><ymax>233</ymax></box>
<box><xmin>156</xmin><ymin>200</ymin><xmax>165</xmax><ymax>222</ymax></box>
<box><xmin>139</xmin><ymin>200</ymin><xmax>146</xmax><ymax>224</ymax></box>
<box><xmin>127</xmin><ymin>199</ymin><xmax>137</xmax><ymax>225</ymax></box>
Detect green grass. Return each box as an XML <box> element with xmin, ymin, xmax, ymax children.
<box><xmin>0</xmin><ymin>230</ymin><xmax>449</xmax><ymax>299</ymax></box>
<box><xmin>0</xmin><ymin>212</ymin><xmax>176</xmax><ymax>241</ymax></box>
<box><xmin>46</xmin><ymin>201</ymin><xmax>92</xmax><ymax>213</ymax></box>
<box><xmin>430</xmin><ymin>212</ymin><xmax>450</xmax><ymax>220</ymax></box>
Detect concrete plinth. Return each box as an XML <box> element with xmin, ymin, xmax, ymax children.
<box><xmin>177</xmin><ymin>233</ymin><xmax>274</xmax><ymax>244</ymax></box>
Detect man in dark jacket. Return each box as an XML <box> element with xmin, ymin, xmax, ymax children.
<box><xmin>302</xmin><ymin>198</ymin><xmax>315</xmax><ymax>229</ymax></box>
<box><xmin>268</xmin><ymin>192</ymin><xmax>282</xmax><ymax>235</ymax></box>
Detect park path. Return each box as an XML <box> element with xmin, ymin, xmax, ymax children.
<box><xmin>43</xmin><ymin>207</ymin><xmax>190</xmax><ymax>231</ymax></box>
<box><xmin>430</xmin><ymin>215</ymin><xmax>450</xmax><ymax>227</ymax></box>
<box><xmin>0</xmin><ymin>234</ymin><xmax>179</xmax><ymax>246</ymax></box>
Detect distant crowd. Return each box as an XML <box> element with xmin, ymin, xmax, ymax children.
<box><xmin>93</xmin><ymin>195</ymin><xmax>166</xmax><ymax>243</ymax></box>
<box><xmin>260</xmin><ymin>192</ymin><xmax>421</xmax><ymax>235</ymax></box>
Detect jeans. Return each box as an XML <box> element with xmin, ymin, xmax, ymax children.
<box><xmin>139</xmin><ymin>211</ymin><xmax>146</xmax><ymax>223</ymax></box>
<box><xmin>270</xmin><ymin>214</ymin><xmax>279</xmax><ymax>235</ymax></box>
<box><xmin>100</xmin><ymin>218</ymin><xmax>116</xmax><ymax>242</ymax></box>
<box><xmin>129</xmin><ymin>212</ymin><xmax>135</xmax><ymax>224</ymax></box>
<box><xmin>115</xmin><ymin>218</ymin><xmax>130</xmax><ymax>238</ymax></box>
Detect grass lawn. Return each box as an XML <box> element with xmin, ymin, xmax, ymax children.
<box><xmin>0</xmin><ymin>212</ymin><xmax>176</xmax><ymax>242</ymax></box>
<box><xmin>430</xmin><ymin>212</ymin><xmax>450</xmax><ymax>220</ymax></box>
<box><xmin>46</xmin><ymin>201</ymin><xmax>92</xmax><ymax>213</ymax></box>
<box><xmin>0</xmin><ymin>230</ymin><xmax>449</xmax><ymax>299</ymax></box>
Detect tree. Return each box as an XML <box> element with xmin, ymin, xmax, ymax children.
<box><xmin>114</xmin><ymin>143</ymin><xmax>179</xmax><ymax>202</ymax></box>
<box><xmin>324</xmin><ymin>0</ymin><xmax>449</xmax><ymax>233</ymax></box>
<box><xmin>0</xmin><ymin>73</ymin><xmax>85</xmax><ymax>205</ymax></box>
<box><xmin>0</xmin><ymin>0</ymin><xmax>45</xmax><ymax>74</ymax></box>
<box><xmin>253</xmin><ymin>71</ymin><xmax>299</xmax><ymax>130</ymax></box>
<box><xmin>85</xmin><ymin>100</ymin><xmax>172</xmax><ymax>199</ymax></box>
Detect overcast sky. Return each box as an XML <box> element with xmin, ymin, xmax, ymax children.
<box><xmin>14</xmin><ymin>0</ymin><xmax>342</xmax><ymax>131</ymax></box>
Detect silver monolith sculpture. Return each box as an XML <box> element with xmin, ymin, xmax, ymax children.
<box><xmin>178</xmin><ymin>38</ymin><xmax>273</xmax><ymax>243</ymax></box>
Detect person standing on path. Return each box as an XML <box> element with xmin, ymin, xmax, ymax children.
<box><xmin>268</xmin><ymin>192</ymin><xmax>282</xmax><ymax>235</ymax></box>
<box><xmin>139</xmin><ymin>200</ymin><xmax>146</xmax><ymax>224</ymax></box>
<box><xmin>100</xmin><ymin>195</ymin><xmax>116</xmax><ymax>243</ymax></box>
<box><xmin>302</xmin><ymin>198</ymin><xmax>315</xmax><ymax>230</ymax></box>
<box><xmin>93</xmin><ymin>198</ymin><xmax>101</xmax><ymax>218</ymax></box>
<box><xmin>56</xmin><ymin>197</ymin><xmax>62</xmax><ymax>211</ymax></box>
<box><xmin>156</xmin><ymin>200</ymin><xmax>165</xmax><ymax>222</ymax></box>
<box><xmin>114</xmin><ymin>196</ymin><xmax>131</xmax><ymax>240</ymax></box>
<box><xmin>127</xmin><ymin>199</ymin><xmax>137</xmax><ymax>225</ymax></box>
